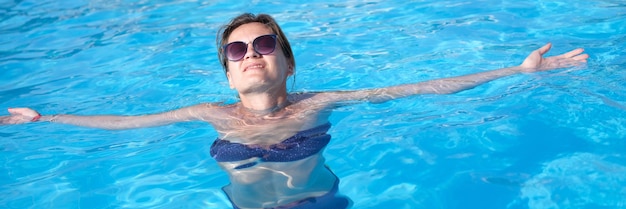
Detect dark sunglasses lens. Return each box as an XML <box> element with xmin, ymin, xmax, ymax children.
<box><xmin>225</xmin><ymin>42</ymin><xmax>247</xmax><ymax>61</ymax></box>
<box><xmin>254</xmin><ymin>35</ymin><xmax>276</xmax><ymax>55</ymax></box>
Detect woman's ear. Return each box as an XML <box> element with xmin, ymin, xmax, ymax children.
<box><xmin>288</xmin><ymin>65</ymin><xmax>294</xmax><ymax>75</ymax></box>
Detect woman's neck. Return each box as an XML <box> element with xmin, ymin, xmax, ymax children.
<box><xmin>239</xmin><ymin>90</ymin><xmax>290</xmax><ymax>114</ymax></box>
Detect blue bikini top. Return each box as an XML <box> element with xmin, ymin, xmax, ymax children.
<box><xmin>210</xmin><ymin>123</ymin><xmax>332</xmax><ymax>168</ymax></box>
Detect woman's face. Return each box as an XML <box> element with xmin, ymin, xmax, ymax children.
<box><xmin>225</xmin><ymin>22</ymin><xmax>292</xmax><ymax>94</ymax></box>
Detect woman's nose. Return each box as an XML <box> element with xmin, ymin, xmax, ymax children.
<box><xmin>244</xmin><ymin>43</ymin><xmax>259</xmax><ymax>60</ymax></box>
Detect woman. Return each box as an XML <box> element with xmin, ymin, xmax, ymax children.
<box><xmin>1</xmin><ymin>13</ymin><xmax>588</xmax><ymax>209</ymax></box>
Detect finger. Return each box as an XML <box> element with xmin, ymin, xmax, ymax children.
<box><xmin>558</xmin><ymin>48</ymin><xmax>585</xmax><ymax>58</ymax></box>
<box><xmin>536</xmin><ymin>43</ymin><xmax>552</xmax><ymax>56</ymax></box>
<box><xmin>7</xmin><ymin>108</ymin><xmax>37</xmax><ymax>117</ymax></box>
<box><xmin>572</xmin><ymin>53</ymin><xmax>589</xmax><ymax>61</ymax></box>
<box><xmin>547</xmin><ymin>59</ymin><xmax>582</xmax><ymax>69</ymax></box>
<box><xmin>8</xmin><ymin>117</ymin><xmax>29</xmax><ymax>124</ymax></box>
<box><xmin>7</xmin><ymin>108</ymin><xmax>20</xmax><ymax>115</ymax></box>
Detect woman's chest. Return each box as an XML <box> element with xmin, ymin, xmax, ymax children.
<box><xmin>213</xmin><ymin>110</ymin><xmax>331</xmax><ymax>145</ymax></box>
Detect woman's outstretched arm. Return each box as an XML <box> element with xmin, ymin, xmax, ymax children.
<box><xmin>0</xmin><ymin>104</ymin><xmax>215</xmax><ymax>130</ymax></box>
<box><xmin>318</xmin><ymin>43</ymin><xmax>589</xmax><ymax>103</ymax></box>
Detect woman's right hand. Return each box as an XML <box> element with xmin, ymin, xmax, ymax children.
<box><xmin>519</xmin><ymin>43</ymin><xmax>588</xmax><ymax>72</ymax></box>
<box><xmin>1</xmin><ymin>108</ymin><xmax>41</xmax><ymax>124</ymax></box>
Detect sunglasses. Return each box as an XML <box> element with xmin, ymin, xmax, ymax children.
<box><xmin>223</xmin><ymin>34</ymin><xmax>277</xmax><ymax>61</ymax></box>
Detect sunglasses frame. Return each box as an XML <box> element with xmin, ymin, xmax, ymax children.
<box><xmin>223</xmin><ymin>34</ymin><xmax>278</xmax><ymax>61</ymax></box>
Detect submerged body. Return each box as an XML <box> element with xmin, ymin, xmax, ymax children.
<box><xmin>204</xmin><ymin>93</ymin><xmax>349</xmax><ymax>208</ymax></box>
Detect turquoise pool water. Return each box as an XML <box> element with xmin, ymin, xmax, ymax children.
<box><xmin>2</xmin><ymin>0</ymin><xmax>626</xmax><ymax>208</ymax></box>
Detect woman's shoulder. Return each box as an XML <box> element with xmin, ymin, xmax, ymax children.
<box><xmin>289</xmin><ymin>92</ymin><xmax>318</xmax><ymax>101</ymax></box>
<box><xmin>289</xmin><ymin>91</ymin><xmax>354</xmax><ymax>105</ymax></box>
<box><xmin>202</xmin><ymin>102</ymin><xmax>237</xmax><ymax>108</ymax></box>
<box><xmin>182</xmin><ymin>102</ymin><xmax>238</xmax><ymax>115</ymax></box>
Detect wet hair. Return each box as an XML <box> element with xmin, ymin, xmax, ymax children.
<box><xmin>216</xmin><ymin>13</ymin><xmax>295</xmax><ymax>74</ymax></box>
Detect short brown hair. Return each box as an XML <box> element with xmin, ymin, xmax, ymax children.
<box><xmin>216</xmin><ymin>13</ymin><xmax>295</xmax><ymax>74</ymax></box>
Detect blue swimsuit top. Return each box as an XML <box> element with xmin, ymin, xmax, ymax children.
<box><xmin>210</xmin><ymin>123</ymin><xmax>332</xmax><ymax>168</ymax></box>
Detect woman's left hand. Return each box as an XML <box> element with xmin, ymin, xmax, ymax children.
<box><xmin>520</xmin><ymin>43</ymin><xmax>589</xmax><ymax>72</ymax></box>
